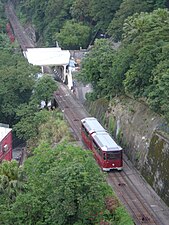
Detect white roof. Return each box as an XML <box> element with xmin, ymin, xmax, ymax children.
<box><xmin>81</xmin><ymin>117</ymin><xmax>106</xmax><ymax>134</ymax></box>
<box><xmin>92</xmin><ymin>131</ymin><xmax>122</xmax><ymax>152</ymax></box>
<box><xmin>24</xmin><ymin>47</ymin><xmax>70</xmax><ymax>66</ymax></box>
<box><xmin>0</xmin><ymin>127</ymin><xmax>12</xmax><ymax>142</ymax></box>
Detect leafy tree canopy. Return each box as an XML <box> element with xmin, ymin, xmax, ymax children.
<box><xmin>88</xmin><ymin>0</ymin><xmax>122</xmax><ymax>30</ymax></box>
<box><xmin>123</xmin><ymin>9</ymin><xmax>169</xmax><ymax>100</ymax></box>
<box><xmin>55</xmin><ymin>20</ymin><xmax>91</xmax><ymax>49</ymax></box>
<box><xmin>32</xmin><ymin>74</ymin><xmax>58</xmax><ymax>105</ymax></box>
<box><xmin>0</xmin><ymin>160</ymin><xmax>25</xmax><ymax>222</ymax></box>
<box><xmin>13</xmin><ymin>73</ymin><xmax>63</xmax><ymax>143</ymax></box>
<box><xmin>107</xmin><ymin>0</ymin><xmax>166</xmax><ymax>42</ymax></box>
<box><xmin>77</xmin><ymin>39</ymin><xmax>115</xmax><ymax>99</ymax></box>
<box><xmin>4</xmin><ymin>142</ymin><xmax>128</xmax><ymax>225</ymax></box>
<box><xmin>70</xmin><ymin>0</ymin><xmax>91</xmax><ymax>24</ymax></box>
<box><xmin>78</xmin><ymin>8</ymin><xmax>169</xmax><ymax>120</ymax></box>
<box><xmin>0</xmin><ymin>50</ymin><xmax>38</xmax><ymax>125</ymax></box>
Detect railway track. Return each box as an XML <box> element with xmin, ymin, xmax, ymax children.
<box><xmin>5</xmin><ymin>2</ymin><xmax>34</xmax><ymax>50</ymax></box>
<box><xmin>5</xmin><ymin>2</ymin><xmax>54</xmax><ymax>74</ymax></box>
<box><xmin>107</xmin><ymin>170</ymin><xmax>160</xmax><ymax>225</ymax></box>
<box><xmin>54</xmin><ymin>83</ymin><xmax>89</xmax><ymax>141</ymax></box>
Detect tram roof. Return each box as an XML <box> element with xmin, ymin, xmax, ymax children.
<box><xmin>81</xmin><ymin>117</ymin><xmax>106</xmax><ymax>134</ymax></box>
<box><xmin>24</xmin><ymin>47</ymin><xmax>70</xmax><ymax>66</ymax></box>
<box><xmin>92</xmin><ymin>131</ymin><xmax>122</xmax><ymax>152</ymax></box>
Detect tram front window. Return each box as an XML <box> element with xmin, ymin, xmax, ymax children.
<box><xmin>106</xmin><ymin>151</ymin><xmax>121</xmax><ymax>160</ymax></box>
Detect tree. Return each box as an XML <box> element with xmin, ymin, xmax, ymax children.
<box><xmin>107</xmin><ymin>0</ymin><xmax>165</xmax><ymax>41</ymax></box>
<box><xmin>148</xmin><ymin>59</ymin><xmax>169</xmax><ymax>117</ymax></box>
<box><xmin>0</xmin><ymin>160</ymin><xmax>25</xmax><ymax>224</ymax></box>
<box><xmin>108</xmin><ymin>45</ymin><xmax>135</xmax><ymax>97</ymax></box>
<box><xmin>32</xmin><ymin>74</ymin><xmax>58</xmax><ymax>106</ymax></box>
<box><xmin>0</xmin><ymin>50</ymin><xmax>38</xmax><ymax>125</ymax></box>
<box><xmin>13</xmin><ymin>100</ymin><xmax>40</xmax><ymax>141</ymax></box>
<box><xmin>4</xmin><ymin>142</ymin><xmax>116</xmax><ymax>224</ymax></box>
<box><xmin>123</xmin><ymin>9</ymin><xmax>169</xmax><ymax>99</ymax></box>
<box><xmin>89</xmin><ymin>0</ymin><xmax>122</xmax><ymax>30</ymax></box>
<box><xmin>18</xmin><ymin>0</ymin><xmax>74</xmax><ymax>46</ymax></box>
<box><xmin>70</xmin><ymin>0</ymin><xmax>91</xmax><ymax>23</ymax></box>
<box><xmin>14</xmin><ymin>102</ymin><xmax>73</xmax><ymax>144</ymax></box>
<box><xmin>77</xmin><ymin>39</ymin><xmax>115</xmax><ymax>99</ymax></box>
<box><xmin>55</xmin><ymin>20</ymin><xmax>91</xmax><ymax>49</ymax></box>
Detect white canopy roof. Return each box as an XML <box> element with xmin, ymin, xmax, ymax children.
<box><xmin>24</xmin><ymin>47</ymin><xmax>70</xmax><ymax>66</ymax></box>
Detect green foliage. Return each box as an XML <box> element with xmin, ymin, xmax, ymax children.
<box><xmin>18</xmin><ymin>0</ymin><xmax>74</xmax><ymax>46</ymax></box>
<box><xmin>32</xmin><ymin>74</ymin><xmax>58</xmax><ymax>105</ymax></box>
<box><xmin>37</xmin><ymin>110</ymin><xmax>74</xmax><ymax>145</ymax></box>
<box><xmin>16</xmin><ymin>0</ymin><xmax>167</xmax><ymax>47</ymax></box>
<box><xmin>108</xmin><ymin>116</ymin><xmax>116</xmax><ymax>136</ymax></box>
<box><xmin>0</xmin><ymin>50</ymin><xmax>38</xmax><ymax>125</ymax></box>
<box><xmin>88</xmin><ymin>0</ymin><xmax>122</xmax><ymax>30</ymax></box>
<box><xmin>55</xmin><ymin>20</ymin><xmax>91</xmax><ymax>49</ymax></box>
<box><xmin>123</xmin><ymin>8</ymin><xmax>169</xmax><ymax>112</ymax></box>
<box><xmin>77</xmin><ymin>39</ymin><xmax>115</xmax><ymax>99</ymax></box>
<box><xmin>13</xmin><ymin>100</ymin><xmax>40</xmax><ymax>140</ymax></box>
<box><xmin>0</xmin><ymin>0</ymin><xmax>6</xmax><ymax>18</ymax></box>
<box><xmin>109</xmin><ymin>46</ymin><xmax>134</xmax><ymax>96</ymax></box>
<box><xmin>107</xmin><ymin>0</ymin><xmax>166</xmax><ymax>41</ymax></box>
<box><xmin>0</xmin><ymin>160</ymin><xmax>26</xmax><ymax>224</ymax></box>
<box><xmin>70</xmin><ymin>0</ymin><xmax>91</xmax><ymax>23</ymax></box>
<box><xmin>78</xmin><ymin>40</ymin><xmax>132</xmax><ymax>99</ymax></box>
<box><xmin>13</xmin><ymin>102</ymin><xmax>71</xmax><ymax>144</ymax></box>
<box><xmin>77</xmin><ymin>6</ymin><xmax>169</xmax><ymax>119</ymax></box>
<box><xmin>113</xmin><ymin>206</ymin><xmax>134</xmax><ymax>225</ymax></box>
<box><xmin>147</xmin><ymin>59</ymin><xmax>169</xmax><ymax>117</ymax></box>
<box><xmin>5</xmin><ymin>142</ymin><xmax>114</xmax><ymax>224</ymax></box>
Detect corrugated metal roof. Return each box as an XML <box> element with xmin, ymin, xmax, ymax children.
<box><xmin>0</xmin><ymin>127</ymin><xmax>12</xmax><ymax>142</ymax></box>
<box><xmin>92</xmin><ymin>131</ymin><xmax>122</xmax><ymax>152</ymax></box>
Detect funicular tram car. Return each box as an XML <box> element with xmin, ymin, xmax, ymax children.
<box><xmin>81</xmin><ymin>117</ymin><xmax>123</xmax><ymax>171</ymax></box>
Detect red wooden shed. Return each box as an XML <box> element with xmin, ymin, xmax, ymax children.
<box><xmin>0</xmin><ymin>124</ymin><xmax>12</xmax><ymax>162</ymax></box>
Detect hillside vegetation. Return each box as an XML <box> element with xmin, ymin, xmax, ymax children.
<box><xmin>11</xmin><ymin>0</ymin><xmax>169</xmax><ymax>121</ymax></box>
<box><xmin>14</xmin><ymin>0</ymin><xmax>166</xmax><ymax>47</ymax></box>
<box><xmin>1</xmin><ymin>0</ymin><xmax>169</xmax><ymax>222</ymax></box>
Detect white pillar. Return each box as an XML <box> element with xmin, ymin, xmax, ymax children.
<box><xmin>63</xmin><ymin>65</ymin><xmax>66</xmax><ymax>82</ymax></box>
<box><xmin>41</xmin><ymin>66</ymin><xmax>44</xmax><ymax>73</ymax></box>
<box><xmin>68</xmin><ymin>69</ymin><xmax>73</xmax><ymax>89</ymax></box>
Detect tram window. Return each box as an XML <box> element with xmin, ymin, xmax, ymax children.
<box><xmin>103</xmin><ymin>153</ymin><xmax>106</xmax><ymax>160</ymax></box>
<box><xmin>106</xmin><ymin>151</ymin><xmax>121</xmax><ymax>160</ymax></box>
<box><xmin>81</xmin><ymin>124</ymin><xmax>90</xmax><ymax>138</ymax></box>
<box><xmin>93</xmin><ymin>141</ymin><xmax>102</xmax><ymax>156</ymax></box>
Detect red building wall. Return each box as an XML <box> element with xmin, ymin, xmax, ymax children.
<box><xmin>0</xmin><ymin>131</ymin><xmax>12</xmax><ymax>162</ymax></box>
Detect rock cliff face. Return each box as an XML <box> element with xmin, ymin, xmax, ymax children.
<box><xmin>108</xmin><ymin>96</ymin><xmax>169</xmax><ymax>207</ymax></box>
<box><xmin>142</xmin><ymin>132</ymin><xmax>169</xmax><ymax>206</ymax></box>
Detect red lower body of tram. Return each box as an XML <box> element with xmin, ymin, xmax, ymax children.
<box><xmin>81</xmin><ymin>129</ymin><xmax>123</xmax><ymax>171</ymax></box>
